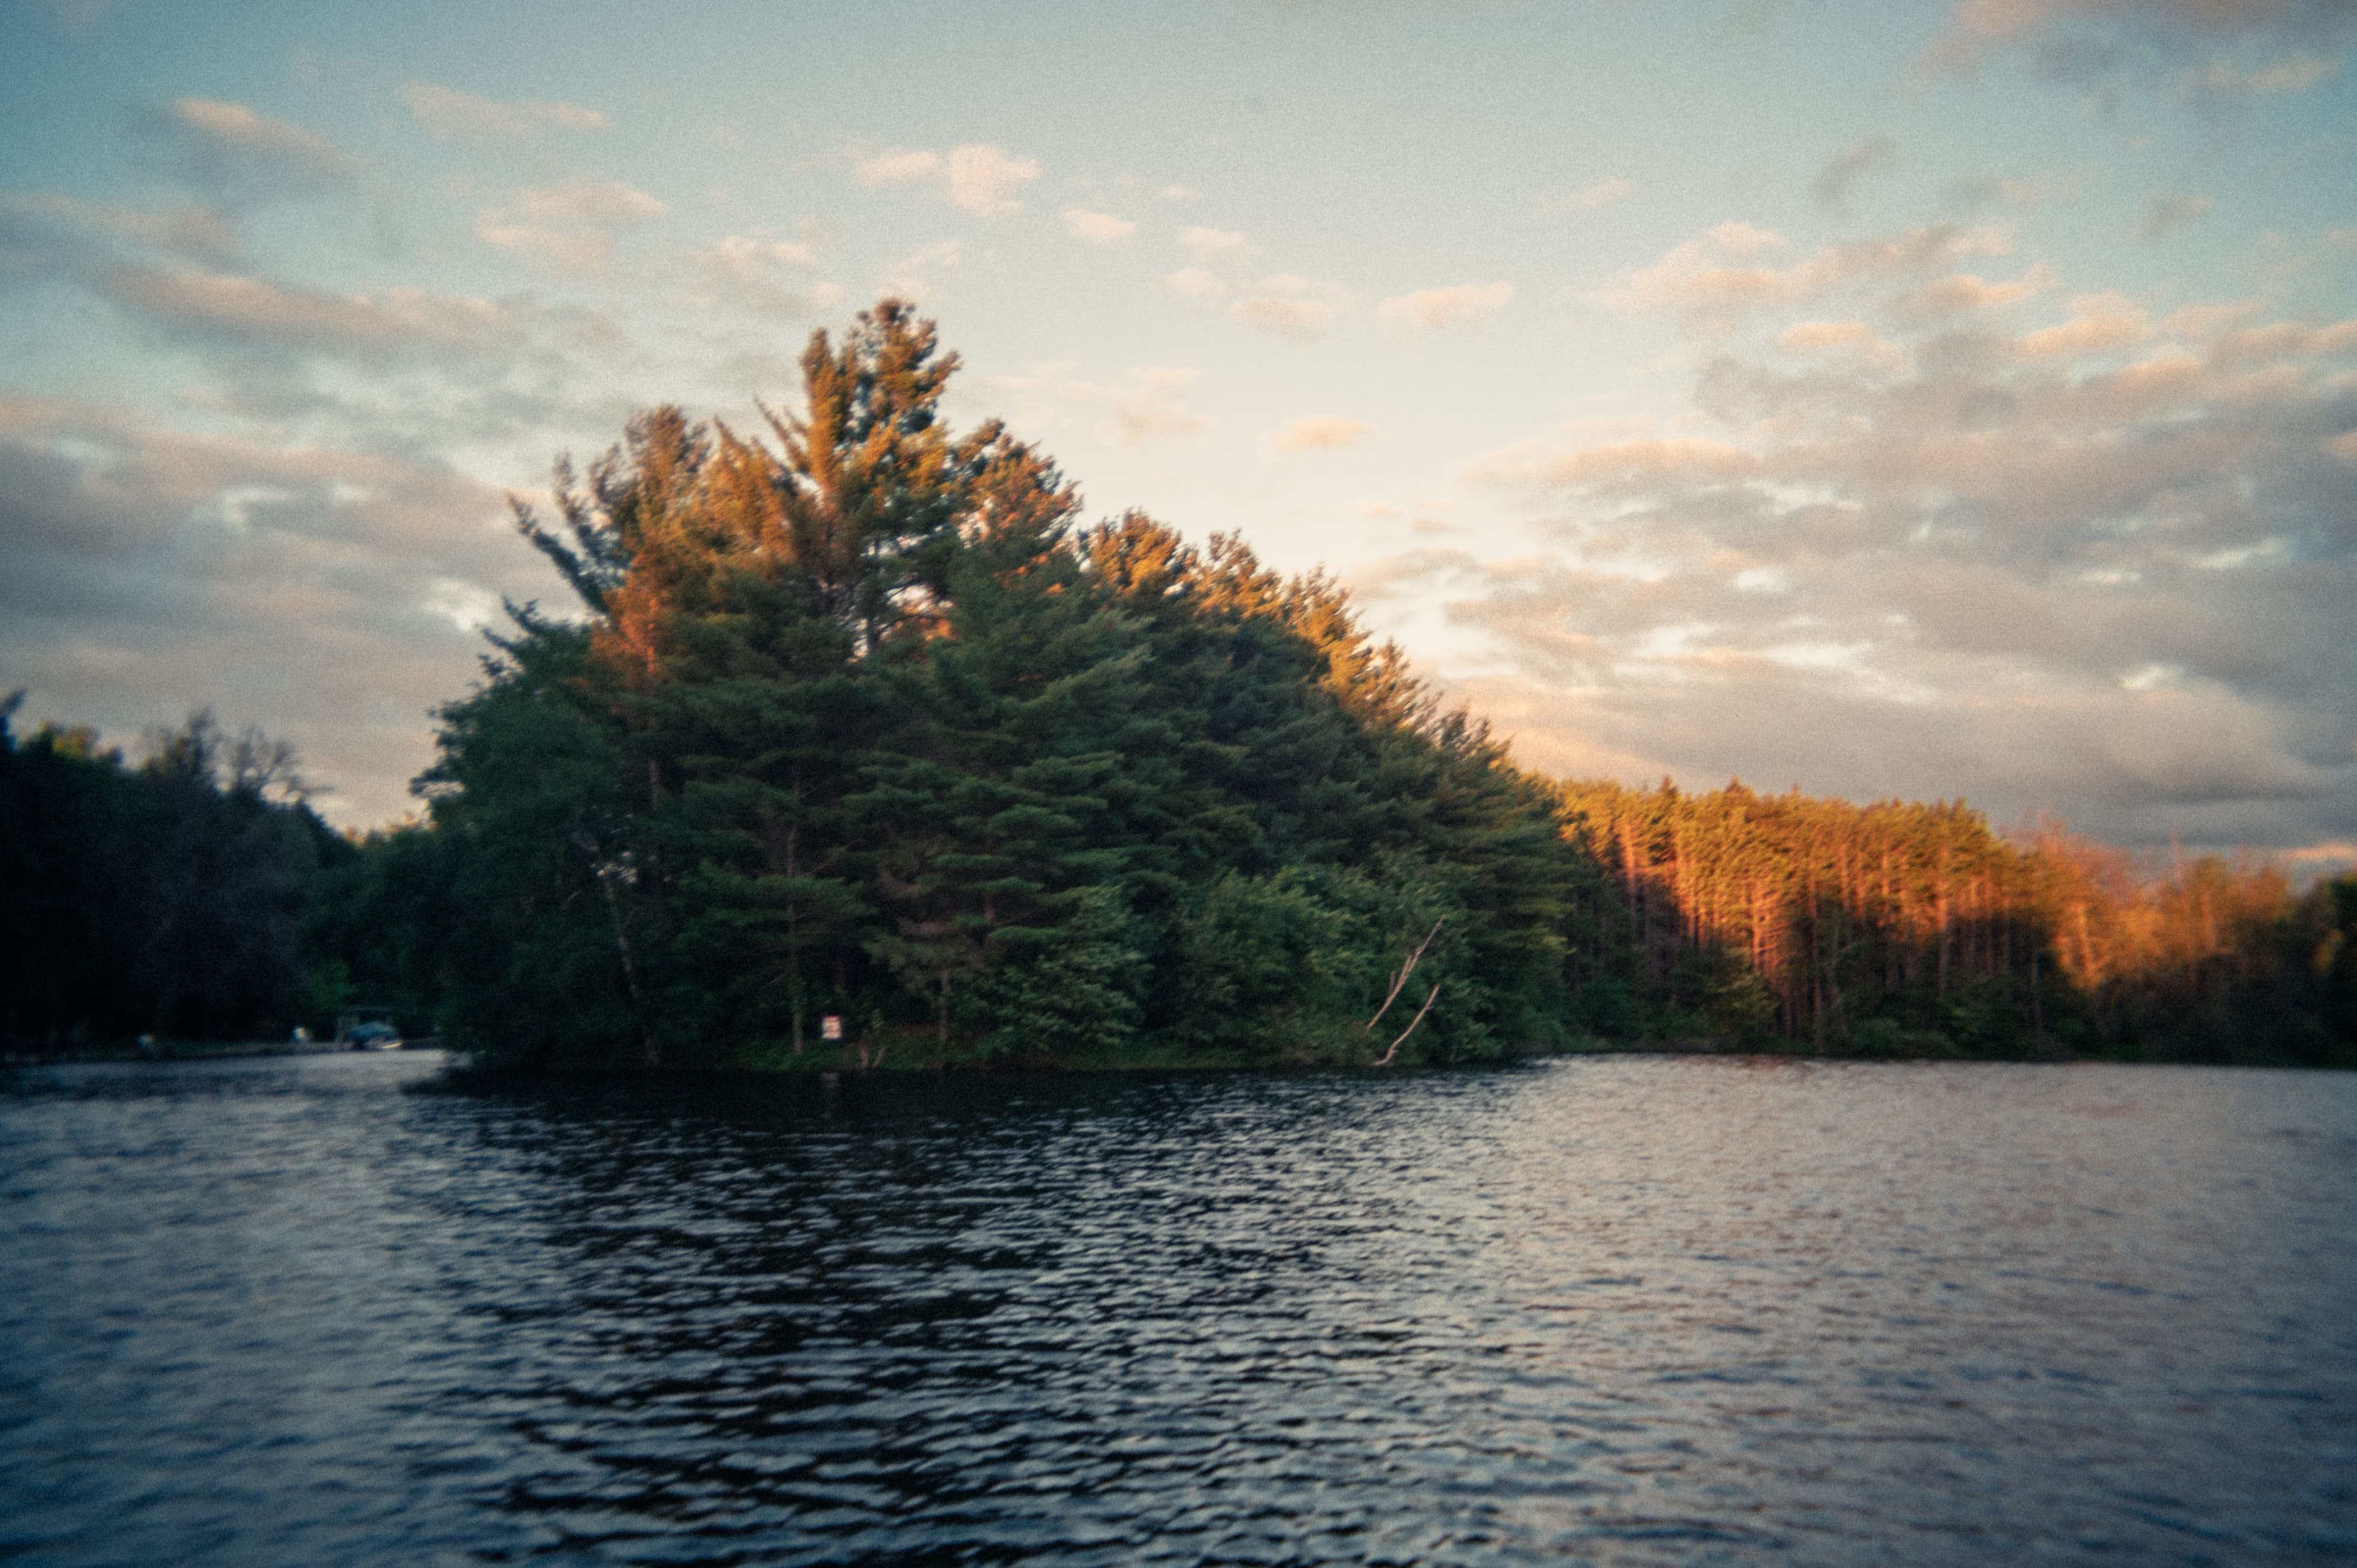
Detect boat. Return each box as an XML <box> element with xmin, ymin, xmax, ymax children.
<box><xmin>335</xmin><ymin>1006</ymin><xmax>402</xmax><ymax>1050</ymax></box>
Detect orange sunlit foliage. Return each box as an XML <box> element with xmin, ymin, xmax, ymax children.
<box><xmin>1557</xmin><ymin>779</ymin><xmax>2351</xmax><ymax>1062</ymax></box>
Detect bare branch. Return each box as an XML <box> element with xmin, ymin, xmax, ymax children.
<box><xmin>1364</xmin><ymin>916</ymin><xmax>1444</xmax><ymax>1032</ymax></box>
<box><xmin>1373</xmin><ymin>981</ymin><xmax>1441</xmax><ymax>1067</ymax></box>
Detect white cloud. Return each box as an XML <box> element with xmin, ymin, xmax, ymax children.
<box><xmin>1161</xmin><ymin>267</ymin><xmax>1223</xmax><ymax>298</ymax></box>
<box><xmin>1229</xmin><ymin>295</ymin><xmax>1336</xmax><ymax>340</ymax></box>
<box><xmin>1266</xmin><ymin>415</ymin><xmax>1374</xmax><ymax>455</ymax></box>
<box><xmin>1159</xmin><ymin>183</ymin><xmax>1201</xmax><ymax>202</ymax></box>
<box><xmin>475</xmin><ymin>178</ymin><xmax>664</xmax><ymax>272</ymax></box>
<box><xmin>1432</xmin><ymin>263</ymin><xmax>2357</xmax><ymax>850</ymax></box>
<box><xmin>1377</xmin><ymin>281</ymin><xmax>1514</xmax><ymax>332</ymax></box>
<box><xmin>876</xmin><ymin>239</ymin><xmax>962</xmax><ymax>300</ymax></box>
<box><xmin>2012</xmin><ymin>291</ymin><xmax>2151</xmax><ymax>357</ymax></box>
<box><xmin>508</xmin><ymin>179</ymin><xmax>663</xmax><ymax>227</ymax></box>
<box><xmin>855</xmin><ymin>144</ymin><xmax>1039</xmax><ymax>217</ymax></box>
<box><xmin>1606</xmin><ymin>220</ymin><xmax>2011</xmax><ymax>331</ymax></box>
<box><xmin>158</xmin><ymin>98</ymin><xmax>355</xmax><ymax>196</ymax></box>
<box><xmin>1894</xmin><ymin>262</ymin><xmax>2054</xmax><ymax>317</ymax></box>
<box><xmin>1574</xmin><ymin>177</ymin><xmax>1636</xmax><ymax>209</ymax></box>
<box><xmin>1093</xmin><ymin>367</ymin><xmax>1211</xmax><ymax>446</ymax></box>
<box><xmin>1179</xmin><ymin>225</ymin><xmax>1247</xmax><ymax>255</ymax></box>
<box><xmin>708</xmin><ymin>234</ymin><xmax>819</xmax><ymax>271</ymax></box>
<box><xmin>1063</xmin><ymin>208</ymin><xmax>1137</xmax><ymax>244</ymax></box>
<box><xmin>1775</xmin><ymin>319</ymin><xmax>1908</xmax><ymax>368</ymax></box>
<box><xmin>91</xmin><ymin>264</ymin><xmax>525</xmax><ymax>360</ymax></box>
<box><xmin>944</xmin><ymin>144</ymin><xmax>1040</xmax><ymax>216</ymax></box>
<box><xmin>681</xmin><ymin>235</ymin><xmax>832</xmax><ymax>319</ymax></box>
<box><xmin>399</xmin><ymin>82</ymin><xmax>606</xmax><ymax>141</ymax></box>
<box><xmin>857</xmin><ymin>148</ymin><xmax>942</xmax><ymax>185</ymax></box>
<box><xmin>1</xmin><ymin>193</ymin><xmax>241</xmax><ymax>263</ymax></box>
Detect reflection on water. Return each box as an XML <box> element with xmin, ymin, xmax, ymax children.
<box><xmin>3</xmin><ymin>1052</ymin><xmax>2353</xmax><ymax>1565</ymax></box>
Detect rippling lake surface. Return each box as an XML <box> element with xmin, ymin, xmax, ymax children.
<box><xmin>4</xmin><ymin>1053</ymin><xmax>2354</xmax><ymax>1566</ymax></box>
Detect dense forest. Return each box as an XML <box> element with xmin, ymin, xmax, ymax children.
<box><xmin>6</xmin><ymin>302</ymin><xmax>2355</xmax><ymax>1068</ymax></box>
<box><xmin>0</xmin><ymin>701</ymin><xmax>344</xmax><ymax>1047</ymax></box>
<box><xmin>1557</xmin><ymin>781</ymin><xmax>2355</xmax><ymax>1064</ymax></box>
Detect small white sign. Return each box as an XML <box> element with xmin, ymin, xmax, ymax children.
<box><xmin>821</xmin><ymin>1014</ymin><xmax>843</xmax><ymax>1041</ymax></box>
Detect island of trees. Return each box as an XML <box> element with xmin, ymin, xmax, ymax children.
<box><xmin>6</xmin><ymin>302</ymin><xmax>2355</xmax><ymax>1070</ymax></box>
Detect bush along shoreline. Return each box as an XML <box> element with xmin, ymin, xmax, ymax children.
<box><xmin>9</xmin><ymin>302</ymin><xmax>2355</xmax><ymax>1071</ymax></box>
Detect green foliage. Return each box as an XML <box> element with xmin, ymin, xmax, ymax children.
<box><xmin>386</xmin><ymin>301</ymin><xmax>1589</xmax><ymax>1070</ymax></box>
<box><xmin>60</xmin><ymin>296</ymin><xmax>2321</xmax><ymax>1076</ymax></box>
<box><xmin>0</xmin><ymin>700</ymin><xmax>339</xmax><ymax>1045</ymax></box>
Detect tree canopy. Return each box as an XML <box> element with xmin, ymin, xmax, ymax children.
<box><xmin>0</xmin><ymin>699</ymin><xmax>341</xmax><ymax>1046</ymax></box>
<box><xmin>400</xmin><ymin>301</ymin><xmax>1583</xmax><ymax>1069</ymax></box>
<box><xmin>7</xmin><ymin>300</ymin><xmax>2353</xmax><ymax>1070</ymax></box>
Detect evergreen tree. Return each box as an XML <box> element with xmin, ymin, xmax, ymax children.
<box><xmin>382</xmin><ymin>299</ymin><xmax>2348</xmax><ymax>1073</ymax></box>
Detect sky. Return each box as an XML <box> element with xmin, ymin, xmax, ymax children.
<box><xmin>2</xmin><ymin>0</ymin><xmax>2353</xmax><ymax>871</ymax></box>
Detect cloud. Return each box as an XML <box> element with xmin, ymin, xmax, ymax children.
<box><xmin>400</xmin><ymin>82</ymin><xmax>606</xmax><ymax>141</ymax></box>
<box><xmin>1605</xmin><ymin>219</ymin><xmax>2011</xmax><ymax>331</ymax></box>
<box><xmin>1376</xmin><ymin>281</ymin><xmax>1514</xmax><ymax>332</ymax></box>
<box><xmin>1776</xmin><ymin>319</ymin><xmax>1876</xmax><ymax>354</ymax></box>
<box><xmin>1</xmin><ymin>192</ymin><xmax>240</xmax><ymax>264</ymax></box>
<box><xmin>1161</xmin><ymin>267</ymin><xmax>1223</xmax><ymax>297</ymax></box>
<box><xmin>1229</xmin><ymin>295</ymin><xmax>1336</xmax><ymax>340</ymax></box>
<box><xmin>1927</xmin><ymin>0</ymin><xmax>2357</xmax><ymax>75</ymax></box>
<box><xmin>0</xmin><ymin>214</ymin><xmax>635</xmax><ymax>452</ymax></box>
<box><xmin>988</xmin><ymin>363</ymin><xmax>1210</xmax><ymax>447</ymax></box>
<box><xmin>875</xmin><ymin>239</ymin><xmax>962</xmax><ymax>301</ymax></box>
<box><xmin>0</xmin><ymin>395</ymin><xmax>546</xmax><ymax>827</ymax></box>
<box><xmin>1178</xmin><ymin>225</ymin><xmax>1248</xmax><ymax>255</ymax></box>
<box><xmin>476</xmin><ymin>177</ymin><xmax>664</xmax><ymax>272</ymax></box>
<box><xmin>856</xmin><ymin>144</ymin><xmax>1039</xmax><ymax>217</ymax></box>
<box><xmin>2135</xmin><ymin>192</ymin><xmax>2212</xmax><ymax>241</ymax></box>
<box><xmin>1812</xmin><ymin>137</ymin><xmax>1894</xmax><ymax>213</ymax></box>
<box><xmin>2187</xmin><ymin>50</ymin><xmax>2343</xmax><ymax>95</ymax></box>
<box><xmin>857</xmin><ymin>148</ymin><xmax>942</xmax><ymax>185</ymax></box>
<box><xmin>679</xmin><ymin>234</ymin><xmax>837</xmax><ymax>320</ymax></box>
<box><xmin>1158</xmin><ymin>183</ymin><xmax>1201</xmax><ymax>202</ymax></box>
<box><xmin>1267</xmin><ymin>415</ymin><xmax>1374</xmax><ymax>456</ymax></box>
<box><xmin>705</xmin><ymin>233</ymin><xmax>819</xmax><ymax>271</ymax></box>
<box><xmin>1948</xmin><ymin>173</ymin><xmax>2054</xmax><ymax>211</ymax></box>
<box><xmin>1063</xmin><ymin>209</ymin><xmax>1137</xmax><ymax>244</ymax></box>
<box><xmin>2012</xmin><ymin>290</ymin><xmax>2150</xmax><ymax>356</ymax></box>
<box><xmin>1775</xmin><ymin>319</ymin><xmax>1908</xmax><ymax>368</ymax></box>
<box><xmin>1089</xmin><ymin>366</ymin><xmax>1211</xmax><ymax>447</ymax></box>
<box><xmin>90</xmin><ymin>263</ymin><xmax>527</xmax><ymax>361</ymax></box>
<box><xmin>508</xmin><ymin>178</ymin><xmax>665</xmax><ymax>227</ymax></box>
<box><xmin>1430</xmin><ymin>265</ymin><xmax>2357</xmax><ymax>852</ymax></box>
<box><xmin>944</xmin><ymin>145</ymin><xmax>1040</xmax><ymax>216</ymax></box>
<box><xmin>1894</xmin><ymin>262</ymin><xmax>2054</xmax><ymax>317</ymax></box>
<box><xmin>1541</xmin><ymin>179</ymin><xmax>1638</xmax><ymax>214</ymax></box>
<box><xmin>153</xmin><ymin>98</ymin><xmax>355</xmax><ymax>199</ymax></box>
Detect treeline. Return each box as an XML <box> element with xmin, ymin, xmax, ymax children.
<box><xmin>0</xmin><ymin>701</ymin><xmax>344</xmax><ymax>1048</ymax></box>
<box><xmin>1558</xmin><ymin>781</ymin><xmax>2357</xmax><ymax>1064</ymax></box>
<box><xmin>317</xmin><ymin>303</ymin><xmax>1582</xmax><ymax>1070</ymax></box>
<box><xmin>6</xmin><ymin>301</ymin><xmax>2354</xmax><ymax>1068</ymax></box>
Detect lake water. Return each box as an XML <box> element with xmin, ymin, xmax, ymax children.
<box><xmin>2</xmin><ymin>1052</ymin><xmax>2353</xmax><ymax>1566</ymax></box>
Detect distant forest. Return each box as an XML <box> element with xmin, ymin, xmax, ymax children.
<box><xmin>6</xmin><ymin>302</ymin><xmax>2355</xmax><ymax>1069</ymax></box>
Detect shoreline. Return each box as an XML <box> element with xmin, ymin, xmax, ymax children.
<box><xmin>8</xmin><ymin>1036</ymin><xmax>2347</xmax><ymax>1074</ymax></box>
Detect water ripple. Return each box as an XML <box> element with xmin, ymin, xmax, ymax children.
<box><xmin>4</xmin><ymin>1054</ymin><xmax>2355</xmax><ymax>1564</ymax></box>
